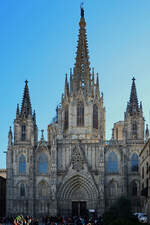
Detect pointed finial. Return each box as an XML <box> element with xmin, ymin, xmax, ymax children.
<box><xmin>25</xmin><ymin>80</ymin><xmax>28</xmax><ymax>85</ymax></box>
<box><xmin>95</xmin><ymin>73</ymin><xmax>100</xmax><ymax>99</ymax></box>
<box><xmin>8</xmin><ymin>126</ymin><xmax>12</xmax><ymax>147</ymax></box>
<box><xmin>146</xmin><ymin>124</ymin><xmax>149</xmax><ymax>140</ymax></box>
<box><xmin>33</xmin><ymin>110</ymin><xmax>36</xmax><ymax>122</ymax></box>
<box><xmin>132</xmin><ymin>76</ymin><xmax>135</xmax><ymax>82</ymax></box>
<box><xmin>112</xmin><ymin>128</ymin><xmax>114</xmax><ymax>140</ymax></box>
<box><xmin>41</xmin><ymin>129</ymin><xmax>44</xmax><ymax>140</ymax></box>
<box><xmin>92</xmin><ymin>68</ymin><xmax>94</xmax><ymax>74</ymax></box>
<box><xmin>80</xmin><ymin>2</ymin><xmax>84</xmax><ymax>17</ymax></box>
<box><xmin>16</xmin><ymin>104</ymin><xmax>20</xmax><ymax>118</ymax></box>
<box><xmin>140</xmin><ymin>101</ymin><xmax>143</xmax><ymax>111</ymax></box>
<box><xmin>65</xmin><ymin>73</ymin><xmax>67</xmax><ymax>80</ymax></box>
<box><xmin>70</xmin><ymin>68</ymin><xmax>72</xmax><ymax>76</ymax></box>
<box><xmin>9</xmin><ymin>126</ymin><xmax>12</xmax><ymax>134</ymax></box>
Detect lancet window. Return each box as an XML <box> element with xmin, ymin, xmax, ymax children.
<box><xmin>131</xmin><ymin>153</ymin><xmax>138</xmax><ymax>172</ymax></box>
<box><xmin>39</xmin><ymin>181</ymin><xmax>48</xmax><ymax>197</ymax></box>
<box><xmin>109</xmin><ymin>182</ymin><xmax>117</xmax><ymax>197</ymax></box>
<box><xmin>21</xmin><ymin>124</ymin><xmax>26</xmax><ymax>141</ymax></box>
<box><xmin>19</xmin><ymin>155</ymin><xmax>26</xmax><ymax>174</ymax></box>
<box><xmin>132</xmin><ymin>181</ymin><xmax>137</xmax><ymax>196</ymax></box>
<box><xmin>132</xmin><ymin>121</ymin><xmax>137</xmax><ymax>138</ymax></box>
<box><xmin>93</xmin><ymin>104</ymin><xmax>98</xmax><ymax>129</ymax></box>
<box><xmin>77</xmin><ymin>102</ymin><xmax>84</xmax><ymax>126</ymax></box>
<box><xmin>38</xmin><ymin>153</ymin><xmax>48</xmax><ymax>174</ymax></box>
<box><xmin>107</xmin><ymin>152</ymin><xmax>118</xmax><ymax>173</ymax></box>
<box><xmin>64</xmin><ymin>106</ymin><xmax>69</xmax><ymax>130</ymax></box>
<box><xmin>20</xmin><ymin>183</ymin><xmax>25</xmax><ymax>197</ymax></box>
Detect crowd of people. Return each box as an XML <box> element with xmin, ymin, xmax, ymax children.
<box><xmin>0</xmin><ymin>215</ymin><xmax>103</xmax><ymax>225</ymax></box>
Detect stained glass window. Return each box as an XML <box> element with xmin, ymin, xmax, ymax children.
<box><xmin>19</xmin><ymin>155</ymin><xmax>26</xmax><ymax>174</ymax></box>
<box><xmin>131</xmin><ymin>153</ymin><xmax>138</xmax><ymax>172</ymax></box>
<box><xmin>93</xmin><ymin>104</ymin><xmax>98</xmax><ymax>129</ymax></box>
<box><xmin>107</xmin><ymin>152</ymin><xmax>118</xmax><ymax>173</ymax></box>
<box><xmin>38</xmin><ymin>153</ymin><xmax>48</xmax><ymax>174</ymax></box>
<box><xmin>77</xmin><ymin>102</ymin><xmax>84</xmax><ymax>126</ymax></box>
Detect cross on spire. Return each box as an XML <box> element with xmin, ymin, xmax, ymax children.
<box><xmin>80</xmin><ymin>2</ymin><xmax>84</xmax><ymax>17</ymax></box>
<box><xmin>40</xmin><ymin>129</ymin><xmax>45</xmax><ymax>141</ymax></box>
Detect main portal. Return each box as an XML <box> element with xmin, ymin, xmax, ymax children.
<box><xmin>72</xmin><ymin>201</ymin><xmax>87</xmax><ymax>216</ymax></box>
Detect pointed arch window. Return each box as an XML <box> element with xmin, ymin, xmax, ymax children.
<box><xmin>93</xmin><ymin>104</ymin><xmax>98</xmax><ymax>129</ymax></box>
<box><xmin>146</xmin><ymin>162</ymin><xmax>148</xmax><ymax>174</ymax></box>
<box><xmin>132</xmin><ymin>121</ymin><xmax>137</xmax><ymax>139</ymax></box>
<box><xmin>19</xmin><ymin>155</ymin><xmax>26</xmax><ymax>174</ymax></box>
<box><xmin>131</xmin><ymin>153</ymin><xmax>138</xmax><ymax>172</ymax></box>
<box><xmin>38</xmin><ymin>153</ymin><xmax>48</xmax><ymax>174</ymax></box>
<box><xmin>77</xmin><ymin>102</ymin><xmax>84</xmax><ymax>126</ymax></box>
<box><xmin>21</xmin><ymin>124</ymin><xmax>26</xmax><ymax>141</ymax></box>
<box><xmin>109</xmin><ymin>182</ymin><xmax>117</xmax><ymax>197</ymax></box>
<box><xmin>20</xmin><ymin>183</ymin><xmax>25</xmax><ymax>197</ymax></box>
<box><xmin>107</xmin><ymin>152</ymin><xmax>118</xmax><ymax>173</ymax></box>
<box><xmin>39</xmin><ymin>181</ymin><xmax>47</xmax><ymax>197</ymax></box>
<box><xmin>64</xmin><ymin>106</ymin><xmax>69</xmax><ymax>130</ymax></box>
<box><xmin>132</xmin><ymin>181</ymin><xmax>137</xmax><ymax>196</ymax></box>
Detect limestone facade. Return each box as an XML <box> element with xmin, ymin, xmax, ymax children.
<box><xmin>6</xmin><ymin>8</ymin><xmax>146</xmax><ymax>217</ymax></box>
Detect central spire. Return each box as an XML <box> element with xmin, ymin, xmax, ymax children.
<box><xmin>73</xmin><ymin>6</ymin><xmax>91</xmax><ymax>94</ymax></box>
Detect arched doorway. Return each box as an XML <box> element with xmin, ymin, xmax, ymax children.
<box><xmin>57</xmin><ymin>175</ymin><xmax>99</xmax><ymax>216</ymax></box>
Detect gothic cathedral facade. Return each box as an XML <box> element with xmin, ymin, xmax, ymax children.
<box><xmin>6</xmin><ymin>8</ymin><xmax>146</xmax><ymax>217</ymax></box>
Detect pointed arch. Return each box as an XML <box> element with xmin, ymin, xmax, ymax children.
<box><xmin>20</xmin><ymin>183</ymin><xmax>25</xmax><ymax>197</ymax></box>
<box><xmin>38</xmin><ymin>153</ymin><xmax>48</xmax><ymax>174</ymax></box>
<box><xmin>39</xmin><ymin>180</ymin><xmax>48</xmax><ymax>198</ymax></box>
<box><xmin>108</xmin><ymin>181</ymin><xmax>117</xmax><ymax>197</ymax></box>
<box><xmin>132</xmin><ymin>121</ymin><xmax>137</xmax><ymax>138</ymax></box>
<box><xmin>131</xmin><ymin>181</ymin><xmax>138</xmax><ymax>196</ymax></box>
<box><xmin>131</xmin><ymin>153</ymin><xmax>138</xmax><ymax>172</ymax></box>
<box><xmin>57</xmin><ymin>175</ymin><xmax>99</xmax><ymax>201</ymax></box>
<box><xmin>77</xmin><ymin>101</ymin><xmax>84</xmax><ymax>126</ymax></box>
<box><xmin>19</xmin><ymin>154</ymin><xmax>26</xmax><ymax>174</ymax></box>
<box><xmin>21</xmin><ymin>124</ymin><xmax>26</xmax><ymax>141</ymax></box>
<box><xmin>107</xmin><ymin>152</ymin><xmax>118</xmax><ymax>173</ymax></box>
<box><xmin>93</xmin><ymin>104</ymin><xmax>98</xmax><ymax>129</ymax></box>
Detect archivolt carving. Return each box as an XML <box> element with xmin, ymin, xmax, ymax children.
<box><xmin>57</xmin><ymin>175</ymin><xmax>98</xmax><ymax>201</ymax></box>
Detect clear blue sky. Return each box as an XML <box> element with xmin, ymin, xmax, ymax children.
<box><xmin>1</xmin><ymin>0</ymin><xmax>150</xmax><ymax>168</ymax></box>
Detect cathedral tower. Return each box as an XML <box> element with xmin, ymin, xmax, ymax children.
<box><xmin>124</xmin><ymin>77</ymin><xmax>144</xmax><ymax>143</ymax></box>
<box><xmin>48</xmin><ymin>6</ymin><xmax>105</xmax><ymax>216</ymax></box>
<box><xmin>6</xmin><ymin>81</ymin><xmax>38</xmax><ymax>216</ymax></box>
<box><xmin>54</xmin><ymin>7</ymin><xmax>105</xmax><ymax>141</ymax></box>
